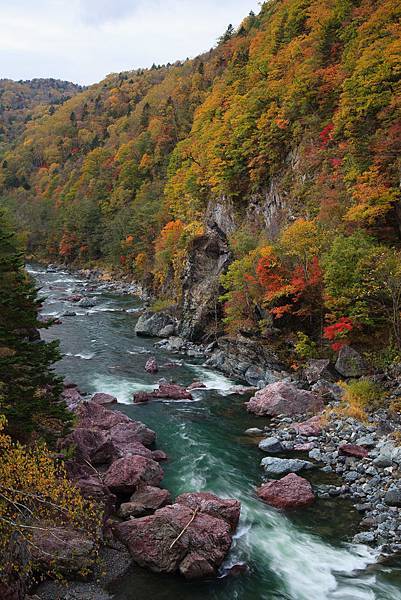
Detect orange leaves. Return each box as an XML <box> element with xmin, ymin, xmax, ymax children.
<box><xmin>345</xmin><ymin>166</ymin><xmax>399</xmax><ymax>224</ymax></box>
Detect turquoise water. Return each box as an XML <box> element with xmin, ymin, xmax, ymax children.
<box><xmin>30</xmin><ymin>264</ymin><xmax>401</xmax><ymax>600</ymax></box>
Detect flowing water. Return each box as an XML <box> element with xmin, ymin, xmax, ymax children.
<box><xmin>29</xmin><ymin>264</ymin><xmax>401</xmax><ymax>600</ymax></box>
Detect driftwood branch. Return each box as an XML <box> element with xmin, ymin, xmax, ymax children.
<box><xmin>169</xmin><ymin>508</ymin><xmax>199</xmax><ymax>550</ymax></box>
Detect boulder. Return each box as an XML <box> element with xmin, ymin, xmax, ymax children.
<box><xmin>90</xmin><ymin>392</ymin><xmax>117</xmax><ymax>405</ymax></box>
<box><xmin>76</xmin><ymin>402</ymin><xmax>156</xmax><ymax>447</ymax></box>
<box><xmin>59</xmin><ymin>427</ymin><xmax>115</xmax><ymax>465</ymax></box>
<box><xmin>145</xmin><ymin>357</ymin><xmax>159</xmax><ymax>374</ymax></box>
<box><xmin>244</xmin><ymin>427</ymin><xmax>263</xmax><ymax>436</ymax></box>
<box><xmin>339</xmin><ymin>444</ymin><xmax>369</xmax><ymax>459</ymax></box>
<box><xmin>175</xmin><ymin>492</ymin><xmax>240</xmax><ymax>532</ymax></box>
<box><xmin>133</xmin><ymin>383</ymin><xmax>193</xmax><ymax>403</ymax></box>
<box><xmin>292</xmin><ymin>415</ymin><xmax>323</xmax><ymax>437</ymax></box>
<box><xmin>74</xmin><ymin>476</ymin><xmax>116</xmax><ymax>515</ymax></box>
<box><xmin>258</xmin><ymin>437</ymin><xmax>283</xmax><ymax>453</ymax></box>
<box><xmin>261</xmin><ymin>457</ymin><xmax>314</xmax><ymax>477</ymax></box>
<box><xmin>135</xmin><ymin>311</ymin><xmax>175</xmax><ymax>338</ymax></box>
<box><xmin>303</xmin><ymin>359</ymin><xmax>330</xmax><ymax>384</ymax></box>
<box><xmin>159</xmin><ymin>324</ymin><xmax>176</xmax><ymax>338</ymax></box>
<box><xmin>119</xmin><ymin>486</ymin><xmax>172</xmax><ymax>518</ymax></box>
<box><xmin>31</xmin><ymin>526</ymin><xmax>96</xmax><ymax>575</ymax></box>
<box><xmin>187</xmin><ymin>381</ymin><xmax>207</xmax><ymax>391</ymax></box>
<box><xmin>246</xmin><ymin>381</ymin><xmax>323</xmax><ymax>417</ymax></box>
<box><xmin>257</xmin><ymin>473</ymin><xmax>315</xmax><ymax>509</ymax></box>
<box><xmin>335</xmin><ymin>346</ymin><xmax>366</xmax><ymax>378</ymax></box>
<box><xmin>103</xmin><ymin>456</ymin><xmax>163</xmax><ymax>495</ymax></box>
<box><xmin>113</xmin><ymin>501</ymin><xmax>234</xmax><ymax>579</ymax></box>
<box><xmin>66</xmin><ymin>294</ymin><xmax>83</xmax><ymax>303</ymax></box>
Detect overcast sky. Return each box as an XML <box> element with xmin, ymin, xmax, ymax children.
<box><xmin>0</xmin><ymin>0</ymin><xmax>261</xmax><ymax>85</ymax></box>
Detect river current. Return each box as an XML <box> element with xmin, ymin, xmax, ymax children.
<box><xmin>29</xmin><ymin>263</ymin><xmax>401</xmax><ymax>600</ymax></box>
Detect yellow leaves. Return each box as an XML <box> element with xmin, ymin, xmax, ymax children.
<box><xmin>345</xmin><ymin>166</ymin><xmax>399</xmax><ymax>224</ymax></box>
<box><xmin>279</xmin><ymin>218</ymin><xmax>321</xmax><ymax>262</ymax></box>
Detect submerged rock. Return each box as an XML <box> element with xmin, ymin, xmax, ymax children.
<box><xmin>246</xmin><ymin>381</ymin><xmax>323</xmax><ymax>417</ymax></box>
<box><xmin>257</xmin><ymin>473</ymin><xmax>315</xmax><ymax>509</ymax></box>
<box><xmin>261</xmin><ymin>456</ymin><xmax>314</xmax><ymax>477</ymax></box>
<box><xmin>187</xmin><ymin>381</ymin><xmax>207</xmax><ymax>391</ymax></box>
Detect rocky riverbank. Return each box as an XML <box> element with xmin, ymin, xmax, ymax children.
<box><xmin>244</xmin><ymin>377</ymin><xmax>401</xmax><ymax>556</ymax></box>
<box><xmin>32</xmin><ymin>385</ymin><xmax>241</xmax><ymax>599</ymax></box>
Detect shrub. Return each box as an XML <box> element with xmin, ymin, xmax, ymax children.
<box><xmin>339</xmin><ymin>379</ymin><xmax>387</xmax><ymax>420</ymax></box>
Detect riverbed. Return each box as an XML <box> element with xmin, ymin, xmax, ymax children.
<box><xmin>29</xmin><ymin>263</ymin><xmax>401</xmax><ymax>600</ymax></box>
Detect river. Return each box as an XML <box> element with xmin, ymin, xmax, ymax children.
<box><xmin>28</xmin><ymin>263</ymin><xmax>401</xmax><ymax>600</ymax></box>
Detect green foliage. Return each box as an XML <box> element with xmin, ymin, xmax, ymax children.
<box><xmin>0</xmin><ymin>210</ymin><xmax>71</xmax><ymax>441</ymax></box>
<box><xmin>294</xmin><ymin>332</ymin><xmax>318</xmax><ymax>360</ymax></box>
<box><xmin>340</xmin><ymin>379</ymin><xmax>387</xmax><ymax>418</ymax></box>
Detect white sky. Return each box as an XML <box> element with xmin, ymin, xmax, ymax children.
<box><xmin>0</xmin><ymin>0</ymin><xmax>261</xmax><ymax>85</ymax></box>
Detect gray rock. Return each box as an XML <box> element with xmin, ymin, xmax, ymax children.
<box><xmin>344</xmin><ymin>471</ymin><xmax>359</xmax><ymax>482</ymax></box>
<box><xmin>258</xmin><ymin>437</ymin><xmax>283</xmax><ymax>453</ymax></box>
<box><xmin>353</xmin><ymin>531</ymin><xmax>376</xmax><ymax>544</ymax></box>
<box><xmin>261</xmin><ymin>457</ymin><xmax>314</xmax><ymax>477</ymax></box>
<box><xmin>384</xmin><ymin>488</ymin><xmax>401</xmax><ymax>507</ymax></box>
<box><xmin>356</xmin><ymin>435</ymin><xmax>376</xmax><ymax>448</ymax></box>
<box><xmin>335</xmin><ymin>346</ymin><xmax>366</xmax><ymax>378</ymax></box>
<box><xmin>166</xmin><ymin>336</ymin><xmax>185</xmax><ymax>351</ymax></box>
<box><xmin>158</xmin><ymin>324</ymin><xmax>175</xmax><ymax>338</ymax></box>
<box><xmin>135</xmin><ymin>311</ymin><xmax>175</xmax><ymax>338</ymax></box>
<box><xmin>244</xmin><ymin>428</ymin><xmax>263</xmax><ymax>436</ymax></box>
<box><xmin>245</xmin><ymin>365</ymin><xmax>266</xmax><ymax>386</ymax></box>
<box><xmin>304</xmin><ymin>359</ymin><xmax>330</xmax><ymax>384</ymax></box>
<box><xmin>78</xmin><ymin>298</ymin><xmax>96</xmax><ymax>308</ymax></box>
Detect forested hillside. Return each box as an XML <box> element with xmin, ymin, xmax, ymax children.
<box><xmin>0</xmin><ymin>78</ymin><xmax>83</xmax><ymax>154</ymax></box>
<box><xmin>1</xmin><ymin>0</ymin><xmax>401</xmax><ymax>361</ymax></box>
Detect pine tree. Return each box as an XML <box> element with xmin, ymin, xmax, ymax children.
<box><xmin>0</xmin><ymin>211</ymin><xmax>71</xmax><ymax>441</ymax></box>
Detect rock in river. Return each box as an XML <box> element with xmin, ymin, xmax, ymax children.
<box><xmin>133</xmin><ymin>383</ymin><xmax>193</xmax><ymax>403</ymax></box>
<box><xmin>145</xmin><ymin>357</ymin><xmax>159</xmax><ymax>373</ymax></box>
<box><xmin>246</xmin><ymin>381</ymin><xmax>323</xmax><ymax>417</ymax></box>
<box><xmin>261</xmin><ymin>457</ymin><xmax>314</xmax><ymax>477</ymax></box>
<box><xmin>257</xmin><ymin>473</ymin><xmax>315</xmax><ymax>510</ymax></box>
<box><xmin>113</xmin><ymin>494</ymin><xmax>239</xmax><ymax>579</ymax></box>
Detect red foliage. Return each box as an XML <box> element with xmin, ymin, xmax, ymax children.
<box><xmin>319</xmin><ymin>122</ymin><xmax>334</xmax><ymax>147</ymax></box>
<box><xmin>323</xmin><ymin>317</ymin><xmax>353</xmax><ymax>351</ymax></box>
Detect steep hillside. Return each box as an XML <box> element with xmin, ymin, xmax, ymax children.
<box><xmin>0</xmin><ymin>78</ymin><xmax>83</xmax><ymax>154</ymax></box>
<box><xmin>1</xmin><ymin>0</ymin><xmax>401</xmax><ymax>360</ymax></box>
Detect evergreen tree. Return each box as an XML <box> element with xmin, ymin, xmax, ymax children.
<box><xmin>0</xmin><ymin>211</ymin><xmax>71</xmax><ymax>441</ymax></box>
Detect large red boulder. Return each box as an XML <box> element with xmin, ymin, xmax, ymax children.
<box><xmin>114</xmin><ymin>501</ymin><xmax>234</xmax><ymax>579</ymax></box>
<box><xmin>246</xmin><ymin>382</ymin><xmax>323</xmax><ymax>417</ymax></box>
<box><xmin>59</xmin><ymin>427</ymin><xmax>115</xmax><ymax>465</ymax></box>
<box><xmin>339</xmin><ymin>444</ymin><xmax>369</xmax><ymax>458</ymax></box>
<box><xmin>176</xmin><ymin>492</ymin><xmax>240</xmax><ymax>532</ymax></box>
<box><xmin>257</xmin><ymin>473</ymin><xmax>315</xmax><ymax>510</ymax></box>
<box><xmin>292</xmin><ymin>415</ymin><xmax>323</xmax><ymax>437</ymax></box>
<box><xmin>104</xmin><ymin>455</ymin><xmax>163</xmax><ymax>495</ymax></box>
<box><xmin>133</xmin><ymin>383</ymin><xmax>193</xmax><ymax>403</ymax></box>
<box><xmin>76</xmin><ymin>402</ymin><xmax>156</xmax><ymax>447</ymax></box>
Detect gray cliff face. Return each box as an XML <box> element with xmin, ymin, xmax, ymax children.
<box><xmin>178</xmin><ymin>185</ymin><xmax>291</xmax><ymax>341</ymax></box>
